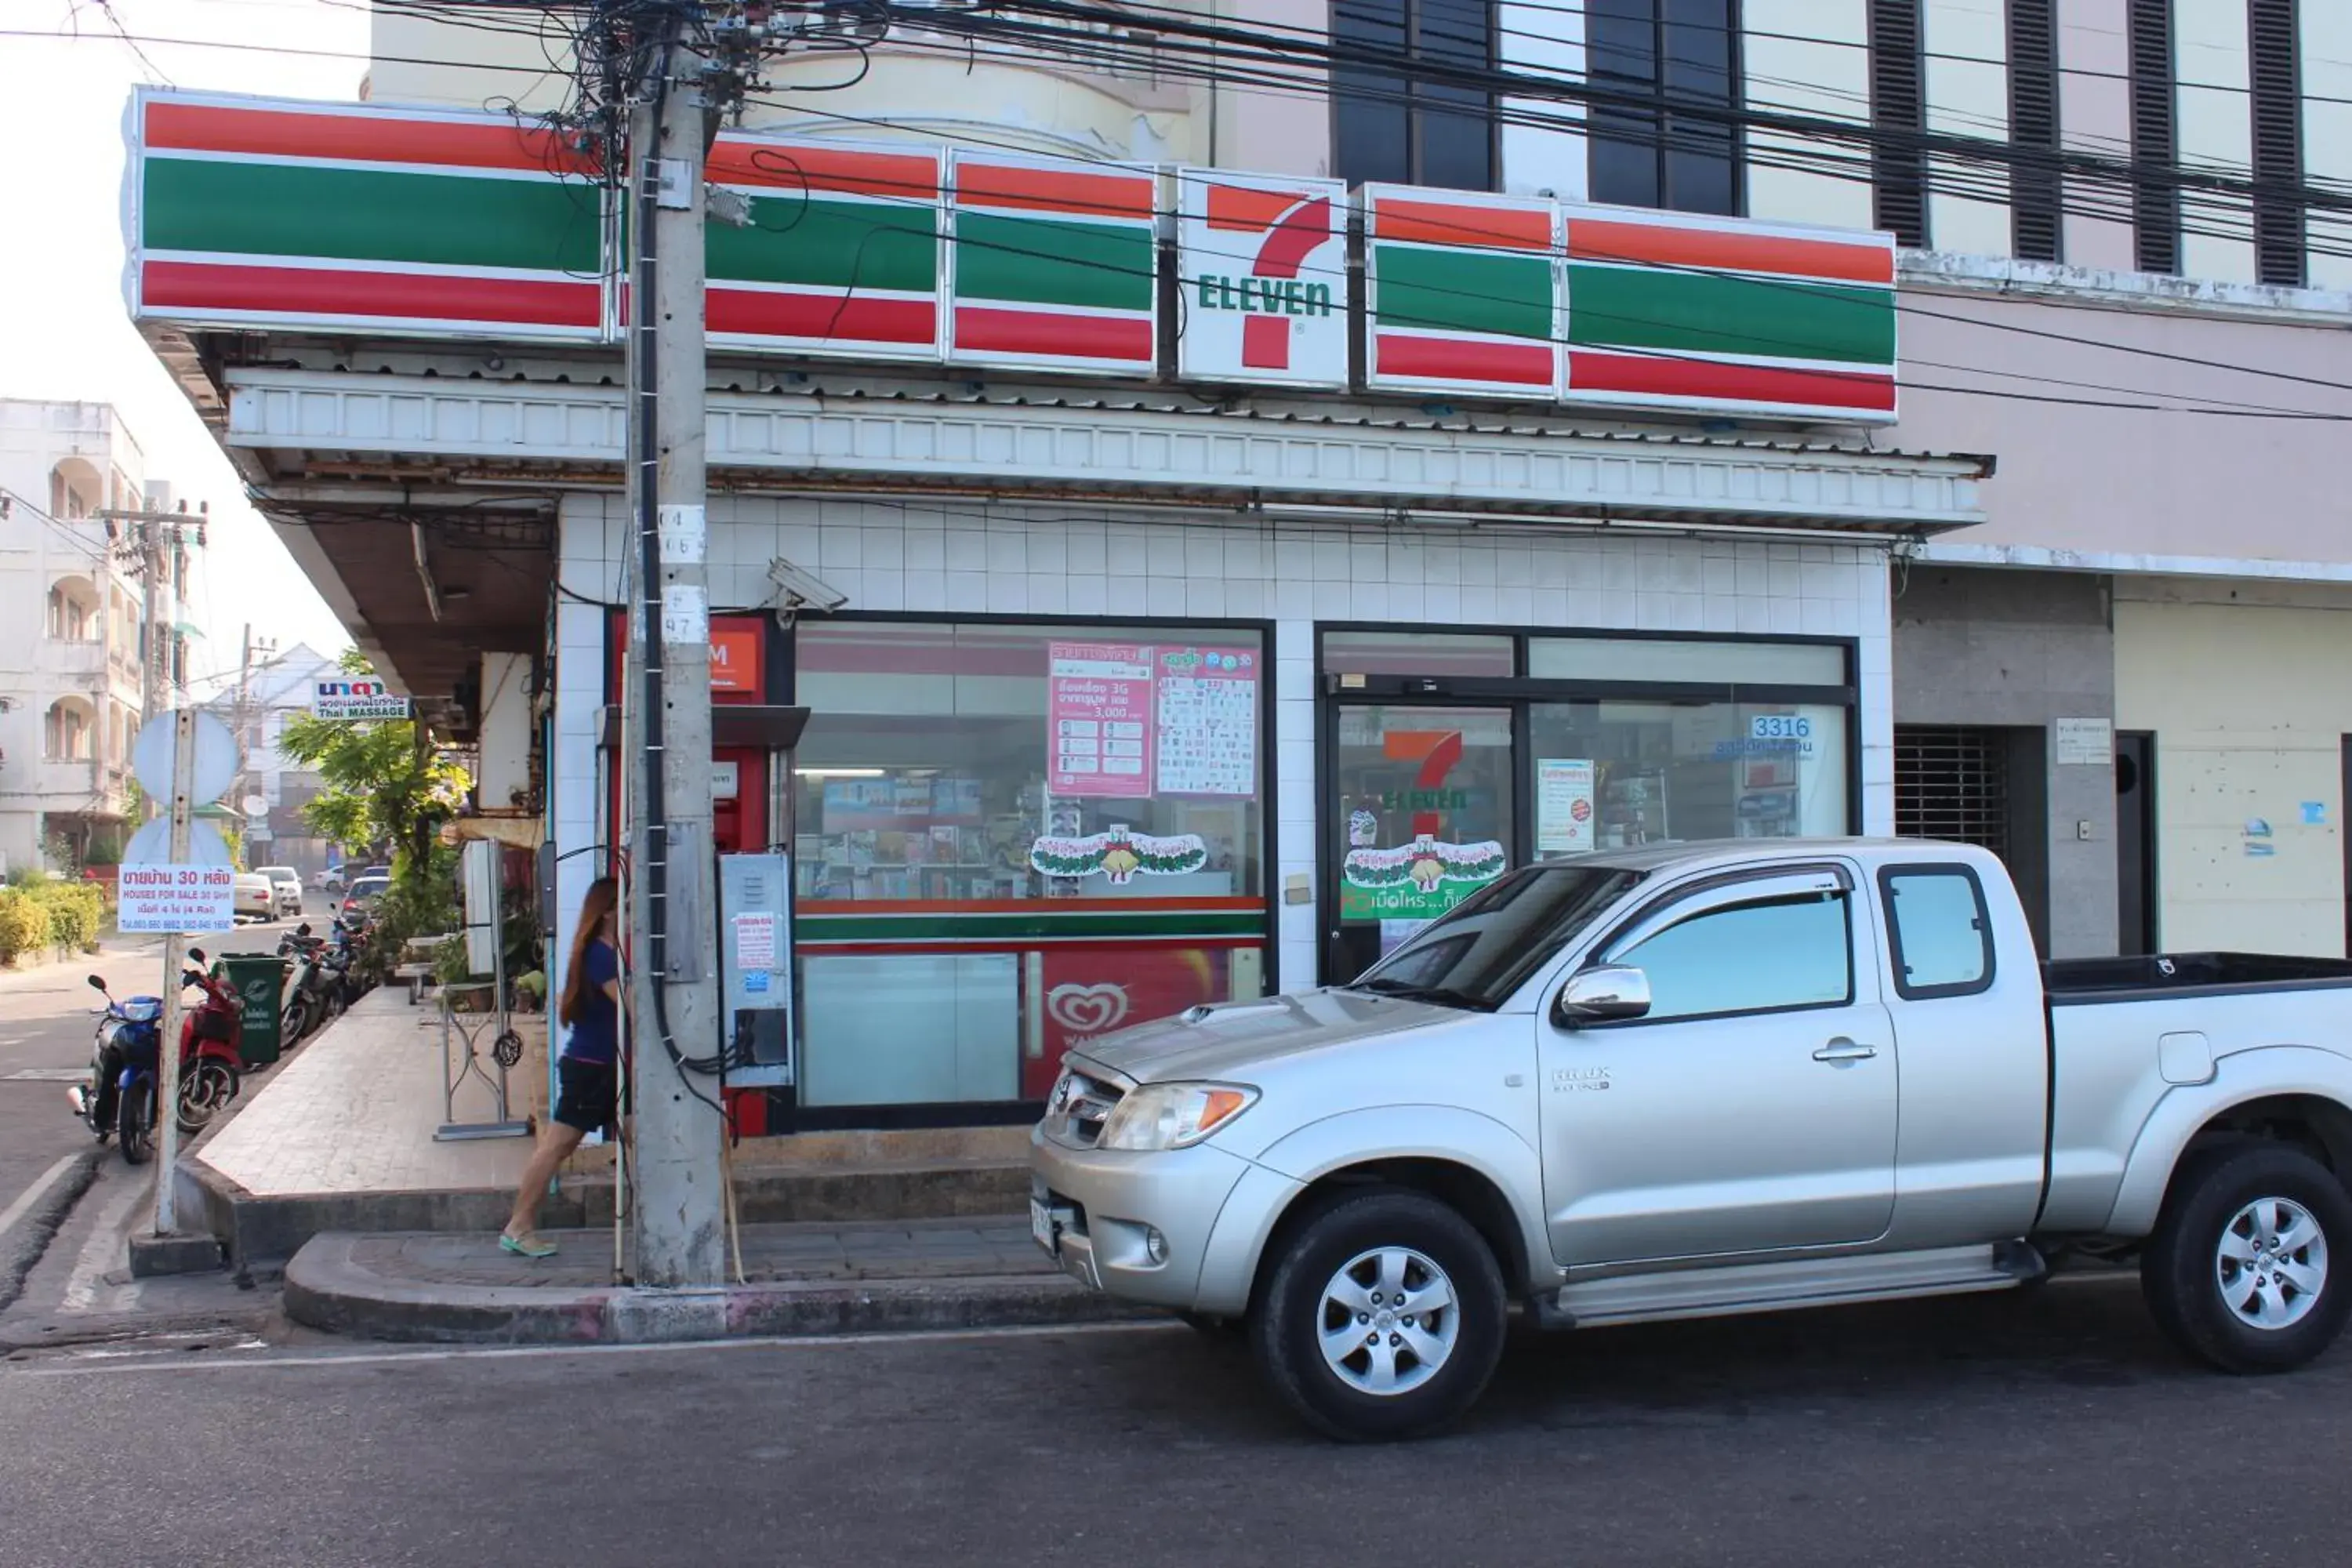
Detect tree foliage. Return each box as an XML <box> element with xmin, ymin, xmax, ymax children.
<box><xmin>277</xmin><ymin>651</ymin><xmax>470</xmax><ymax>874</ymax></box>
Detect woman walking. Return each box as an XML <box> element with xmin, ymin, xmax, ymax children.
<box><xmin>502</xmin><ymin>876</ymin><xmax>625</xmax><ymax>1258</ymax></box>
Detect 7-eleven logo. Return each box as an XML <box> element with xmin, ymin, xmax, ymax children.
<box><xmin>1195</xmin><ymin>183</ymin><xmax>1340</xmax><ymax>372</ymax></box>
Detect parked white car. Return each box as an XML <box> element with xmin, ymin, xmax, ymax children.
<box><xmin>231</xmin><ymin>873</ymin><xmax>274</xmax><ymax>923</ymax></box>
<box><xmin>255</xmin><ymin>866</ymin><xmax>303</xmax><ymax>919</ymax></box>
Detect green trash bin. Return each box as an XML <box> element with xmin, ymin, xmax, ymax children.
<box><xmin>219</xmin><ymin>954</ymin><xmax>289</xmax><ymax>1069</ymax></box>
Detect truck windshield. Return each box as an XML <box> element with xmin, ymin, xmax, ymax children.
<box><xmin>1345</xmin><ymin>864</ymin><xmax>1644</xmax><ymax>1011</ymax></box>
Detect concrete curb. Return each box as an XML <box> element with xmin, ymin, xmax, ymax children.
<box><xmin>283</xmin><ymin>1232</ymin><xmax>1158</xmax><ymax>1345</ymax></box>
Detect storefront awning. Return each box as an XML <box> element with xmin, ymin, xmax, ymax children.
<box><xmin>224</xmin><ymin>369</ymin><xmax>1991</xmax><ymax>540</ymax></box>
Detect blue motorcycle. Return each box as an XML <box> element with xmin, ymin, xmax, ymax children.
<box><xmin>70</xmin><ymin>975</ymin><xmax>167</xmax><ymax>1164</ymax></box>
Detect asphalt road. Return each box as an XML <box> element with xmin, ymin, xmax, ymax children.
<box><xmin>4</xmin><ymin>1276</ymin><xmax>2345</xmax><ymax>1568</ymax></box>
<box><xmin>0</xmin><ymin>915</ymin><xmax>308</xmax><ymax>1232</ymax></box>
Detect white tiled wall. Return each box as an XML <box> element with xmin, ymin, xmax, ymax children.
<box><xmin>554</xmin><ymin>494</ymin><xmax>1896</xmax><ymax>991</ymax></box>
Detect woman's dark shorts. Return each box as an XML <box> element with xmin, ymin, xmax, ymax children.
<box><xmin>553</xmin><ymin>1056</ymin><xmax>626</xmax><ymax>1135</ymax></box>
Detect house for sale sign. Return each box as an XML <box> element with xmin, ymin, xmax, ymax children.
<box><xmin>118</xmin><ymin>864</ymin><xmax>234</xmax><ymax>934</ymax></box>
<box><xmin>1049</xmin><ymin>642</ymin><xmax>1154</xmax><ymax>797</ymax></box>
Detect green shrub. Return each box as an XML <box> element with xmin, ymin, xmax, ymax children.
<box><xmin>0</xmin><ymin>891</ymin><xmax>46</xmax><ymax>966</ymax></box>
<box><xmin>30</xmin><ymin>881</ymin><xmax>101</xmax><ymax>954</ymax></box>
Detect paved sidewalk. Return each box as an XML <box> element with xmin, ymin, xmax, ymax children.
<box><xmin>285</xmin><ymin>1216</ymin><xmax>1154</xmax><ymax>1344</ymax></box>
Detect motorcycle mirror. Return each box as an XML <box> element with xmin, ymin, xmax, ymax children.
<box><xmin>298</xmin><ymin>923</ymin><xmax>312</xmax><ymax>936</ymax></box>
<box><xmin>187</xmin><ymin>947</ymin><xmax>206</xmax><ymax>964</ymax></box>
<box><xmin>86</xmin><ymin>974</ymin><xmax>107</xmax><ymax>991</ymax></box>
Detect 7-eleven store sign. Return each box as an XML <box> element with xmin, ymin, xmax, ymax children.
<box><xmin>1174</xmin><ymin>171</ymin><xmax>1350</xmax><ymax>390</ymax></box>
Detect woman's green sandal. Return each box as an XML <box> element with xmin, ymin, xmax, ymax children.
<box><xmin>499</xmin><ymin>1231</ymin><xmax>557</xmax><ymax>1259</ymax></box>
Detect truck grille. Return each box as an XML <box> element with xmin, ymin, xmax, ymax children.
<box><xmin>1044</xmin><ymin>1068</ymin><xmax>1123</xmax><ymax>1148</ymax></box>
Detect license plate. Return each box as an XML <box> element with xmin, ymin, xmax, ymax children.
<box><xmin>1029</xmin><ymin>1197</ymin><xmax>1056</xmax><ymax>1255</ymax></box>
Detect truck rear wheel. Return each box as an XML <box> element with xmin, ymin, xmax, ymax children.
<box><xmin>2142</xmin><ymin>1143</ymin><xmax>2352</xmax><ymax>1374</ymax></box>
<box><xmin>1251</xmin><ymin>1189</ymin><xmax>1506</xmax><ymax>1442</ymax></box>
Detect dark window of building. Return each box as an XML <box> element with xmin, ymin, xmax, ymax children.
<box><xmin>2007</xmin><ymin>0</ymin><xmax>2062</xmax><ymax>262</ymax></box>
<box><xmin>1333</xmin><ymin>0</ymin><xmax>1497</xmax><ymax>191</ymax></box>
<box><xmin>1588</xmin><ymin>0</ymin><xmax>1743</xmax><ymax>215</ymax></box>
<box><xmin>1869</xmin><ymin>0</ymin><xmax>1929</xmax><ymax>249</ymax></box>
<box><xmin>2249</xmin><ymin>0</ymin><xmax>2304</xmax><ymax>287</ymax></box>
<box><xmin>1895</xmin><ymin>725</ymin><xmax>2009</xmax><ymax>855</ymax></box>
<box><xmin>2129</xmin><ymin>0</ymin><xmax>2180</xmax><ymax>274</ymax></box>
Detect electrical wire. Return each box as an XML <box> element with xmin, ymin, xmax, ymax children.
<box><xmin>721</xmin><ymin>102</ymin><xmax>2352</xmax><ymax>415</ymax></box>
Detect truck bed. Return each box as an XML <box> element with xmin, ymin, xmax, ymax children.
<box><xmin>2045</xmin><ymin>951</ymin><xmax>2352</xmax><ymax>1004</ymax></box>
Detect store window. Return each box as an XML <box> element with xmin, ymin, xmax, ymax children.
<box><xmin>791</xmin><ymin>622</ymin><xmax>1269</xmax><ymax>1112</ymax></box>
<box><xmin>1318</xmin><ymin>626</ymin><xmax>1856</xmax><ymax>984</ymax></box>
<box><xmin>1530</xmin><ymin>701</ymin><xmax>1849</xmax><ymax>851</ymax></box>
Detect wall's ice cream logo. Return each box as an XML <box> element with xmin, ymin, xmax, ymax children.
<box><xmin>1176</xmin><ymin>172</ymin><xmax>1349</xmax><ymax>387</ymax></box>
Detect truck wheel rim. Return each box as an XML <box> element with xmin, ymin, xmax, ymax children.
<box><xmin>1316</xmin><ymin>1246</ymin><xmax>1458</xmax><ymax>1396</ymax></box>
<box><xmin>2216</xmin><ymin>1196</ymin><xmax>2328</xmax><ymax>1330</ymax></box>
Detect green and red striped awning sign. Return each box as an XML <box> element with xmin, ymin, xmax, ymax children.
<box><xmin>1363</xmin><ymin>187</ymin><xmax>1563</xmax><ymax>398</ymax></box>
<box><xmin>127</xmin><ymin>89</ymin><xmax>1900</xmax><ymax>423</ymax></box>
<box><xmin>1559</xmin><ymin>205</ymin><xmax>1898</xmax><ymax>420</ymax></box>
<box><xmin>1364</xmin><ymin>188</ymin><xmax>1899</xmax><ymax>421</ymax></box>
<box><xmin>945</xmin><ymin>150</ymin><xmax>1160</xmax><ymax>375</ymax></box>
<box><xmin>702</xmin><ymin>135</ymin><xmax>944</xmax><ymax>359</ymax></box>
<box><xmin>129</xmin><ymin>92</ymin><xmax>607</xmax><ymax>342</ymax></box>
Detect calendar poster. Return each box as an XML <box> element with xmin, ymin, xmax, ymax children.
<box><xmin>1154</xmin><ymin>646</ymin><xmax>1259</xmax><ymax>797</ymax></box>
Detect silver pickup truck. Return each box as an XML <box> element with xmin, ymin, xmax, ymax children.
<box><xmin>1032</xmin><ymin>838</ymin><xmax>2352</xmax><ymax>1440</ymax></box>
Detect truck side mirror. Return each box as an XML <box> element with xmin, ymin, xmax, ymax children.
<box><xmin>1554</xmin><ymin>965</ymin><xmax>1652</xmax><ymax>1027</ymax></box>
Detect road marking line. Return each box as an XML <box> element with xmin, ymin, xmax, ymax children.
<box><xmin>2</xmin><ymin>1068</ymin><xmax>90</xmax><ymax>1083</ymax></box>
<box><xmin>12</xmin><ymin>1317</ymin><xmax>1185</xmax><ymax>1376</ymax></box>
<box><xmin>60</xmin><ymin>1167</ymin><xmax>154</xmax><ymax>1313</ymax></box>
<box><xmin>0</xmin><ymin>1155</ymin><xmax>82</xmax><ymax>1238</ymax></box>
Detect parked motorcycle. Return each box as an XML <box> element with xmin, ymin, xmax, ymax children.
<box><xmin>68</xmin><ymin>980</ymin><xmax>163</xmax><ymax>1163</ymax></box>
<box><xmin>70</xmin><ymin>953</ymin><xmax>248</xmax><ymax>1160</ymax></box>
<box><xmin>279</xmin><ymin>925</ymin><xmax>334</xmax><ymax>1046</ymax></box>
<box><xmin>176</xmin><ymin>956</ymin><xmax>246</xmax><ymax>1133</ymax></box>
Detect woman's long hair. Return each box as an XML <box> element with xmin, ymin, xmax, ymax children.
<box><xmin>559</xmin><ymin>877</ymin><xmax>619</xmax><ymax>1029</ymax></box>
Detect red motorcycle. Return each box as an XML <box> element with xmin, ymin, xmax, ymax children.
<box><xmin>174</xmin><ymin>947</ymin><xmax>246</xmax><ymax>1135</ymax></box>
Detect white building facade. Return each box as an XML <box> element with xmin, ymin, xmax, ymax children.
<box><xmin>0</xmin><ymin>400</ymin><xmax>198</xmax><ymax>873</ymax></box>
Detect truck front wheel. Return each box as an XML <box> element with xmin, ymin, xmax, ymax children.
<box><xmin>2142</xmin><ymin>1143</ymin><xmax>2352</xmax><ymax>1374</ymax></box>
<box><xmin>1252</xmin><ymin>1189</ymin><xmax>1507</xmax><ymax>1442</ymax></box>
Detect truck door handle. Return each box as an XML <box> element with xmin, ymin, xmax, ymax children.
<box><xmin>1813</xmin><ymin>1039</ymin><xmax>1878</xmax><ymax>1063</ymax></box>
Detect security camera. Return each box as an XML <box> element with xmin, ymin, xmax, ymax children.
<box><xmin>765</xmin><ymin>557</ymin><xmax>848</xmax><ymax>614</ymax></box>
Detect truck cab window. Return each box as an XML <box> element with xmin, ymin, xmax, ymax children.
<box><xmin>1881</xmin><ymin>868</ymin><xmax>1995</xmax><ymax>997</ymax></box>
<box><xmin>1614</xmin><ymin>894</ymin><xmax>1853</xmax><ymax>1022</ymax></box>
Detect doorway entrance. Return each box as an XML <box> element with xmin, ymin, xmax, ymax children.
<box><xmin>2116</xmin><ymin>731</ymin><xmax>2157</xmax><ymax>956</ymax></box>
<box><xmin>1316</xmin><ymin>628</ymin><xmax>1864</xmax><ymax>985</ymax></box>
<box><xmin>1326</xmin><ymin>702</ymin><xmax>1515</xmax><ymax>981</ymax></box>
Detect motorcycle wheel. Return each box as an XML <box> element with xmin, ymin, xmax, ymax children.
<box><xmin>117</xmin><ymin>1075</ymin><xmax>154</xmax><ymax>1165</ymax></box>
<box><xmin>176</xmin><ymin>1059</ymin><xmax>239</xmax><ymax>1135</ymax></box>
<box><xmin>283</xmin><ymin>996</ymin><xmax>313</xmax><ymax>1046</ymax></box>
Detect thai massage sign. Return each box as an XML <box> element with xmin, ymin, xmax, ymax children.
<box><xmin>1047</xmin><ymin>641</ymin><xmax>1259</xmax><ymax>799</ymax></box>
<box><xmin>1175</xmin><ymin>172</ymin><xmax>1348</xmax><ymax>388</ymax></box>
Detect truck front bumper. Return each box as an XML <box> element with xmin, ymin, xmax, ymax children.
<box><xmin>1029</xmin><ymin>1127</ymin><xmax>1271</xmax><ymax>1312</ymax></box>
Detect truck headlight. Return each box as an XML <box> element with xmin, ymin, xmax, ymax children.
<box><xmin>1096</xmin><ymin>1082</ymin><xmax>1258</xmax><ymax>1152</ymax></box>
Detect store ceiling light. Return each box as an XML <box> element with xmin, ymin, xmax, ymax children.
<box><xmin>796</xmin><ymin>767</ymin><xmax>885</xmax><ymax>778</ymax></box>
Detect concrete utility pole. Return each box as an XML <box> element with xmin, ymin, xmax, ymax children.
<box><xmin>621</xmin><ymin>32</ymin><xmax>726</xmax><ymax>1288</ymax></box>
<box><xmin>96</xmin><ymin>503</ymin><xmax>205</xmax><ymax>823</ymax></box>
<box><xmin>150</xmin><ymin>706</ymin><xmax>198</xmax><ymax>1236</ymax></box>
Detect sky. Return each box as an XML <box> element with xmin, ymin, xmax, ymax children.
<box><xmin>1</xmin><ymin>0</ymin><xmax>376</xmax><ymax>677</ymax></box>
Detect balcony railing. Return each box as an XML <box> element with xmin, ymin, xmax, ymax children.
<box><xmin>37</xmin><ymin>640</ymin><xmax>106</xmax><ymax>677</ymax></box>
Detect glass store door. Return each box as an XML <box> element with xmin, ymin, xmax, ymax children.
<box><xmin>1327</xmin><ymin>703</ymin><xmax>1516</xmax><ymax>982</ymax></box>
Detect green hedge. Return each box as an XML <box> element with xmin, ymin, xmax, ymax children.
<box><xmin>0</xmin><ymin>891</ymin><xmax>47</xmax><ymax>965</ymax></box>
<box><xmin>0</xmin><ymin>877</ymin><xmax>106</xmax><ymax>963</ymax></box>
<box><xmin>31</xmin><ymin>880</ymin><xmax>103</xmax><ymax>954</ymax></box>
